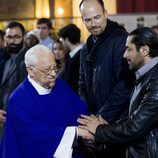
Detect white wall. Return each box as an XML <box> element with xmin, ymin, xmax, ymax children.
<box><xmin>109</xmin><ymin>13</ymin><xmax>158</xmax><ymax>33</ymax></box>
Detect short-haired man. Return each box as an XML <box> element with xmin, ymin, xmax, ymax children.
<box><xmin>0</xmin><ymin>45</ymin><xmax>90</xmax><ymax>158</ymax></box>
<box><xmin>78</xmin><ymin>27</ymin><xmax>158</xmax><ymax>158</ymax></box>
<box><xmin>0</xmin><ymin>22</ymin><xmax>28</xmax><ymax>135</ymax></box>
<box><xmin>79</xmin><ymin>0</ymin><xmax>133</xmax><ymax>157</ymax></box>
<box><xmin>37</xmin><ymin>18</ymin><xmax>54</xmax><ymax>50</ymax></box>
<box><xmin>79</xmin><ymin>0</ymin><xmax>132</xmax><ymax>122</ymax></box>
<box><xmin>58</xmin><ymin>24</ymin><xmax>83</xmax><ymax>94</ymax></box>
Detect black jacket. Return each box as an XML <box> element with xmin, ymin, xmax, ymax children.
<box><xmin>79</xmin><ymin>19</ymin><xmax>133</xmax><ymax>122</ymax></box>
<box><xmin>0</xmin><ymin>49</ymin><xmax>10</xmax><ymax>84</ymax></box>
<box><xmin>95</xmin><ymin>64</ymin><xmax>158</xmax><ymax>158</ymax></box>
<box><xmin>59</xmin><ymin>49</ymin><xmax>81</xmax><ymax>94</ymax></box>
<box><xmin>0</xmin><ymin>47</ymin><xmax>28</xmax><ymax>109</ymax></box>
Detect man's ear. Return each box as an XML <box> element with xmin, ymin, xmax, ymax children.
<box><xmin>26</xmin><ymin>66</ymin><xmax>34</xmax><ymax>77</ymax></box>
<box><xmin>140</xmin><ymin>45</ymin><xmax>150</xmax><ymax>57</ymax></box>
<box><xmin>104</xmin><ymin>9</ymin><xmax>108</xmax><ymax>18</ymax></box>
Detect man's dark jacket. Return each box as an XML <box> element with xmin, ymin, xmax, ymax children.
<box><xmin>0</xmin><ymin>47</ymin><xmax>28</xmax><ymax>110</ymax></box>
<box><xmin>95</xmin><ymin>63</ymin><xmax>158</xmax><ymax>158</ymax></box>
<box><xmin>0</xmin><ymin>49</ymin><xmax>10</xmax><ymax>84</ymax></box>
<box><xmin>79</xmin><ymin>19</ymin><xmax>133</xmax><ymax>122</ymax></box>
<box><xmin>59</xmin><ymin>49</ymin><xmax>81</xmax><ymax>94</ymax></box>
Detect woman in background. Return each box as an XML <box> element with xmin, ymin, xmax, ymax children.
<box><xmin>52</xmin><ymin>39</ymin><xmax>68</xmax><ymax>73</ymax></box>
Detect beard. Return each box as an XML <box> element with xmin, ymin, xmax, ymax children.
<box><xmin>6</xmin><ymin>41</ymin><xmax>23</xmax><ymax>54</ymax></box>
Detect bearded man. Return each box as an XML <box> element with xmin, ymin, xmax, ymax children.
<box><xmin>0</xmin><ymin>22</ymin><xmax>28</xmax><ymax>139</ymax></box>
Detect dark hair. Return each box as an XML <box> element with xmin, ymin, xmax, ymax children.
<box><xmin>58</xmin><ymin>24</ymin><xmax>81</xmax><ymax>44</ymax></box>
<box><xmin>6</xmin><ymin>21</ymin><xmax>25</xmax><ymax>35</ymax></box>
<box><xmin>53</xmin><ymin>39</ymin><xmax>62</xmax><ymax>45</ymax></box>
<box><xmin>0</xmin><ymin>29</ymin><xmax>5</xmax><ymax>40</ymax></box>
<box><xmin>79</xmin><ymin>0</ymin><xmax>105</xmax><ymax>12</ymax></box>
<box><xmin>129</xmin><ymin>27</ymin><xmax>158</xmax><ymax>58</ymax></box>
<box><xmin>37</xmin><ymin>18</ymin><xmax>52</xmax><ymax>29</ymax></box>
<box><xmin>52</xmin><ymin>39</ymin><xmax>63</xmax><ymax>51</ymax></box>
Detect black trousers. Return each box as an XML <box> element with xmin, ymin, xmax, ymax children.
<box><xmin>73</xmin><ymin>138</ymin><xmax>126</xmax><ymax>158</ymax></box>
<box><xmin>95</xmin><ymin>144</ymin><xmax>126</xmax><ymax>158</ymax></box>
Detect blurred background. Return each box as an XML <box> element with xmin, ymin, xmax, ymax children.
<box><xmin>0</xmin><ymin>0</ymin><xmax>158</xmax><ymax>42</ymax></box>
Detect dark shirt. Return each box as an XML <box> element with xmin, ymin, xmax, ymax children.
<box><xmin>58</xmin><ymin>46</ymin><xmax>82</xmax><ymax>94</ymax></box>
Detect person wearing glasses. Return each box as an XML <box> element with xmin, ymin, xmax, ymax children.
<box><xmin>0</xmin><ymin>45</ymin><xmax>90</xmax><ymax>158</ymax></box>
<box><xmin>0</xmin><ymin>22</ymin><xmax>28</xmax><ymax>139</ymax></box>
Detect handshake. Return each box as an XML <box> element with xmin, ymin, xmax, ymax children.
<box><xmin>77</xmin><ymin>114</ymin><xmax>108</xmax><ymax>142</ymax></box>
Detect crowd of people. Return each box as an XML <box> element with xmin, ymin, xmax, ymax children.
<box><xmin>0</xmin><ymin>0</ymin><xmax>158</xmax><ymax>158</ymax></box>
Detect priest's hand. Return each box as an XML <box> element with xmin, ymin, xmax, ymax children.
<box><xmin>0</xmin><ymin>110</ymin><xmax>6</xmax><ymax>128</ymax></box>
<box><xmin>77</xmin><ymin>127</ymin><xmax>94</xmax><ymax>141</ymax></box>
<box><xmin>77</xmin><ymin>114</ymin><xmax>108</xmax><ymax>134</ymax></box>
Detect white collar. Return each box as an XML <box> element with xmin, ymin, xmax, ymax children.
<box><xmin>28</xmin><ymin>75</ymin><xmax>52</xmax><ymax>95</ymax></box>
<box><xmin>69</xmin><ymin>44</ymin><xmax>83</xmax><ymax>58</ymax></box>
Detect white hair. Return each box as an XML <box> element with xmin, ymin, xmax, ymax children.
<box><xmin>26</xmin><ymin>29</ymin><xmax>40</xmax><ymax>41</ymax></box>
<box><xmin>24</xmin><ymin>45</ymin><xmax>53</xmax><ymax>67</ymax></box>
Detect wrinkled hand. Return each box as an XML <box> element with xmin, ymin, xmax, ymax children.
<box><xmin>0</xmin><ymin>110</ymin><xmax>6</xmax><ymax>128</ymax></box>
<box><xmin>77</xmin><ymin>127</ymin><xmax>94</xmax><ymax>141</ymax></box>
<box><xmin>77</xmin><ymin>114</ymin><xmax>108</xmax><ymax>134</ymax></box>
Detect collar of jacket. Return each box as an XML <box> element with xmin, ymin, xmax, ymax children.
<box><xmin>135</xmin><ymin>63</ymin><xmax>158</xmax><ymax>85</ymax></box>
<box><xmin>86</xmin><ymin>19</ymin><xmax>126</xmax><ymax>62</ymax></box>
<box><xmin>15</xmin><ymin>47</ymin><xmax>28</xmax><ymax>64</ymax></box>
<box><xmin>3</xmin><ymin>47</ymin><xmax>28</xmax><ymax>64</ymax></box>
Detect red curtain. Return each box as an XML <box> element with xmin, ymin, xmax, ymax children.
<box><xmin>117</xmin><ymin>0</ymin><xmax>158</xmax><ymax>13</ymax></box>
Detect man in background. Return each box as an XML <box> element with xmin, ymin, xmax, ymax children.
<box><xmin>37</xmin><ymin>18</ymin><xmax>54</xmax><ymax>50</ymax></box>
<box><xmin>0</xmin><ymin>22</ymin><xmax>28</xmax><ymax>138</ymax></box>
<box><xmin>58</xmin><ymin>24</ymin><xmax>83</xmax><ymax>94</ymax></box>
<box><xmin>78</xmin><ymin>27</ymin><xmax>158</xmax><ymax>158</ymax></box>
<box><xmin>79</xmin><ymin>0</ymin><xmax>133</xmax><ymax>157</ymax></box>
